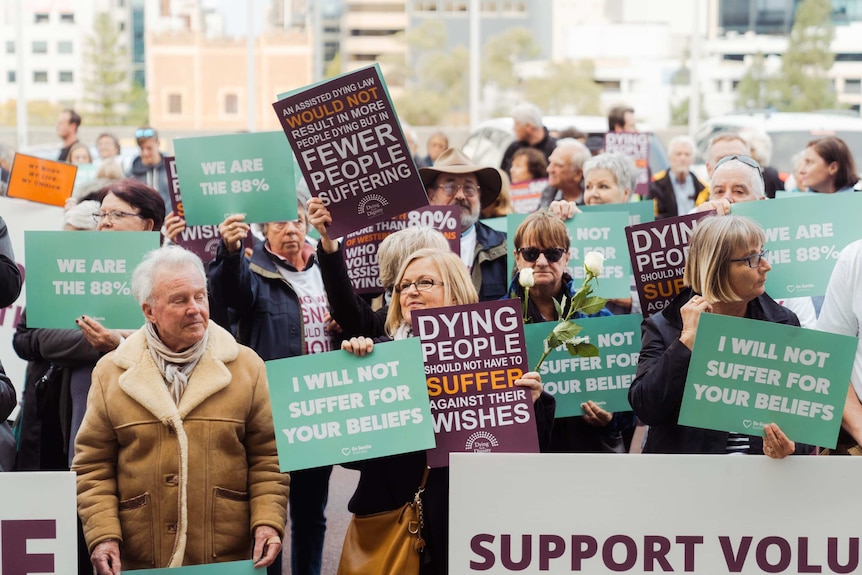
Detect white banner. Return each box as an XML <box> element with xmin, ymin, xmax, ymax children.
<box><xmin>0</xmin><ymin>196</ymin><xmax>66</xmax><ymax>411</ymax></box>
<box><xmin>450</xmin><ymin>453</ymin><xmax>862</xmax><ymax>574</ymax></box>
<box><xmin>0</xmin><ymin>471</ymin><xmax>78</xmax><ymax>572</ymax></box>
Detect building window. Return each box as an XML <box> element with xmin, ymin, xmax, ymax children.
<box><xmin>33</xmin><ymin>71</ymin><xmax>48</xmax><ymax>83</ymax></box>
<box><xmin>32</xmin><ymin>41</ymin><xmax>48</xmax><ymax>54</ymax></box>
<box><xmin>58</xmin><ymin>41</ymin><xmax>73</xmax><ymax>54</ymax></box>
<box><xmin>224</xmin><ymin>94</ymin><xmax>238</xmax><ymax>114</ymax></box>
<box><xmin>845</xmin><ymin>79</ymin><xmax>862</xmax><ymax>94</ymax></box>
<box><xmin>34</xmin><ymin>13</ymin><xmax>49</xmax><ymax>23</ymax></box>
<box><xmin>119</xmin><ymin>21</ymin><xmax>125</xmax><ymax>31</ymax></box>
<box><xmin>5</xmin><ymin>41</ymin><xmax>13</xmax><ymax>54</ymax></box>
<box><xmin>7</xmin><ymin>71</ymin><xmax>15</xmax><ymax>83</ymax></box>
<box><xmin>60</xmin><ymin>13</ymin><xmax>75</xmax><ymax>23</ymax></box>
<box><xmin>168</xmin><ymin>93</ymin><xmax>182</xmax><ymax>114</ymax></box>
<box><xmin>59</xmin><ymin>71</ymin><xmax>74</xmax><ymax>83</ymax></box>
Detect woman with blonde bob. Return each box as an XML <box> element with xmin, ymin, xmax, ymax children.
<box><xmin>629</xmin><ymin>215</ymin><xmax>811</xmax><ymax>457</ymax></box>
<box><xmin>341</xmin><ymin>247</ymin><xmax>554</xmax><ymax>575</ymax></box>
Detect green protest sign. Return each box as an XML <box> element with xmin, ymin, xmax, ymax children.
<box><xmin>24</xmin><ymin>231</ymin><xmax>159</xmax><ymax>328</ymax></box>
<box><xmin>133</xmin><ymin>560</ymin><xmax>255</xmax><ymax>575</ymax></box>
<box><xmin>173</xmin><ymin>132</ymin><xmax>297</xmax><ymax>226</ymax></box>
<box><xmin>526</xmin><ymin>315</ymin><xmax>641</xmax><ymax>417</ymax></box>
<box><xmin>732</xmin><ymin>193</ymin><xmax>862</xmax><ymax>298</ymax></box>
<box><xmin>266</xmin><ymin>339</ymin><xmax>435</xmax><ymax>471</ymax></box>
<box><xmin>679</xmin><ymin>313</ymin><xmax>857</xmax><ymax>448</ymax></box>
<box><xmin>581</xmin><ymin>200</ymin><xmax>655</xmax><ymax>226</ymax></box>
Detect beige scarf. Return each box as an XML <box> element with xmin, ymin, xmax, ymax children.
<box><xmin>144</xmin><ymin>322</ymin><xmax>209</xmax><ymax>405</ymax></box>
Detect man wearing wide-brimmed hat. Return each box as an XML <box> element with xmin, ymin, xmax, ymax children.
<box><xmin>419</xmin><ymin>148</ymin><xmax>508</xmax><ymax>301</ymax></box>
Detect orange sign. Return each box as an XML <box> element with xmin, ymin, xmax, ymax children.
<box><xmin>7</xmin><ymin>154</ymin><xmax>77</xmax><ymax>207</ymax></box>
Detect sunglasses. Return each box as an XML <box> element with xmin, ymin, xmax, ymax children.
<box><xmin>516</xmin><ymin>247</ymin><xmax>567</xmax><ymax>263</ymax></box>
<box><xmin>714</xmin><ymin>154</ymin><xmax>764</xmax><ymax>182</ymax></box>
<box><xmin>135</xmin><ymin>128</ymin><xmax>156</xmax><ymax>140</ymax></box>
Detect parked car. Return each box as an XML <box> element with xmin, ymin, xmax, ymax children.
<box><xmin>461</xmin><ymin>116</ymin><xmax>669</xmax><ymax>177</ymax></box>
<box><xmin>693</xmin><ymin>111</ymin><xmax>862</xmax><ymax>178</ymax></box>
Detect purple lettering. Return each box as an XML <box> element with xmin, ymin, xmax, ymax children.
<box><xmin>539</xmin><ymin>534</ymin><xmax>565</xmax><ymax>571</ymax></box>
<box><xmin>720</xmin><ymin>536</ymin><xmax>753</xmax><ymax>572</ymax></box>
<box><xmin>797</xmin><ymin>537</ymin><xmax>822</xmax><ymax>573</ymax></box>
<box><xmin>571</xmin><ymin>535</ymin><xmax>598</xmax><ymax>571</ymax></box>
<box><xmin>1</xmin><ymin>519</ymin><xmax>56</xmax><ymax>575</ymax></box>
<box><xmin>827</xmin><ymin>537</ymin><xmax>859</xmax><ymax>574</ymax></box>
<box><xmin>676</xmin><ymin>535</ymin><xmax>703</xmax><ymax>572</ymax></box>
<box><xmin>644</xmin><ymin>535</ymin><xmax>672</xmax><ymax>571</ymax></box>
<box><xmin>755</xmin><ymin>536</ymin><xmax>791</xmax><ymax>573</ymax></box>
<box><xmin>603</xmin><ymin>535</ymin><xmax>637</xmax><ymax>572</ymax></box>
<box><xmin>501</xmin><ymin>534</ymin><xmax>531</xmax><ymax>570</ymax></box>
<box><xmin>469</xmin><ymin>533</ymin><xmax>495</xmax><ymax>570</ymax></box>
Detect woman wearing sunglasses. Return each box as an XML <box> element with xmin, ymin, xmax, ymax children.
<box><xmin>508</xmin><ymin>210</ymin><xmax>620</xmax><ymax>453</ymax></box>
<box><xmin>630</xmin><ymin>215</ymin><xmax>811</xmax><ymax>457</ymax></box>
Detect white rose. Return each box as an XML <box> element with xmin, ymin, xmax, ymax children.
<box><xmin>518</xmin><ymin>267</ymin><xmax>535</xmax><ymax>288</ymax></box>
<box><xmin>584</xmin><ymin>252</ymin><xmax>605</xmax><ymax>277</ymax></box>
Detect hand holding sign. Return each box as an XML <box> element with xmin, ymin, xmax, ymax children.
<box><xmin>217</xmin><ymin>214</ymin><xmax>251</xmax><ymax>254</ymax></box>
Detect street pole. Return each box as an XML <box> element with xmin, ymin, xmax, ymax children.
<box><xmin>689</xmin><ymin>0</ymin><xmax>702</xmax><ymax>138</ymax></box>
<box><xmin>469</xmin><ymin>0</ymin><xmax>480</xmax><ymax>131</ymax></box>
<box><xmin>246</xmin><ymin>0</ymin><xmax>257</xmax><ymax>132</ymax></box>
<box><xmin>16</xmin><ymin>0</ymin><xmax>28</xmax><ymax>149</ymax></box>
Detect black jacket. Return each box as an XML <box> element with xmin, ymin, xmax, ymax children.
<box><xmin>499</xmin><ymin>129</ymin><xmax>557</xmax><ymax>177</ymax></box>
<box><xmin>647</xmin><ymin>169</ymin><xmax>707</xmax><ymax>220</ymax></box>
<box><xmin>0</xmin><ymin>216</ymin><xmax>22</xmax><ymax>308</ymax></box>
<box><xmin>472</xmin><ymin>222</ymin><xmax>508</xmax><ymax>302</ymax></box>
<box><xmin>629</xmin><ymin>287</ymin><xmax>808</xmax><ymax>454</ymax></box>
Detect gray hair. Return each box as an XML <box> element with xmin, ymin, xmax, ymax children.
<box><xmin>738</xmin><ymin>127</ymin><xmax>773</xmax><ymax>166</ymax></box>
<box><xmin>583</xmin><ymin>152</ymin><xmax>639</xmax><ymax>192</ymax></box>
<box><xmin>668</xmin><ymin>135</ymin><xmax>695</xmax><ymax>155</ymax></box>
<box><xmin>132</xmin><ymin>245</ymin><xmax>206</xmax><ymax>306</ymax></box>
<box><xmin>711</xmin><ymin>157</ymin><xmax>766</xmax><ymax>199</ymax></box>
<box><xmin>512</xmin><ymin>103</ymin><xmax>543</xmax><ymax>128</ymax></box>
<box><xmin>63</xmin><ymin>200</ymin><xmax>100</xmax><ymax>230</ymax></box>
<box><xmin>377</xmin><ymin>225</ymin><xmax>450</xmax><ymax>290</ymax></box>
<box><xmin>556</xmin><ymin>140</ymin><xmax>593</xmax><ymax>172</ymax></box>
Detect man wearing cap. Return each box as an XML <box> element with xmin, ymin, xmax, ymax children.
<box><xmin>420</xmin><ymin>148</ymin><xmax>508</xmax><ymax>301</ymax></box>
<box><xmin>127</xmin><ymin>126</ymin><xmax>169</xmax><ymax>215</ymax></box>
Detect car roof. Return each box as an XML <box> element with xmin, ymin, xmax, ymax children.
<box><xmin>697</xmin><ymin>111</ymin><xmax>862</xmax><ymax>133</ymax></box>
<box><xmin>475</xmin><ymin>115</ymin><xmax>612</xmax><ymax>134</ymax></box>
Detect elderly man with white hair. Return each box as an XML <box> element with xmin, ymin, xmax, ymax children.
<box><xmin>648</xmin><ymin>135</ymin><xmax>707</xmax><ymax>219</ymax></box>
<box><xmin>500</xmin><ymin>102</ymin><xmax>557</xmax><ymax>177</ymax></box>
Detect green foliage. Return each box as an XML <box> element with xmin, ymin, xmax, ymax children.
<box><xmin>735</xmin><ymin>53</ymin><xmax>773</xmax><ymax>109</ymax></box>
<box><xmin>523</xmin><ymin>60</ymin><xmax>601</xmax><ymax>115</ymax></box>
<box><xmin>669</xmin><ymin>94</ymin><xmax>706</xmax><ymax>126</ymax></box>
<box><xmin>126</xmin><ymin>80</ymin><xmax>149</xmax><ymax>126</ymax></box>
<box><xmin>83</xmin><ymin>12</ymin><xmax>130</xmax><ymax>125</ymax></box>
<box><xmin>482</xmin><ymin>27</ymin><xmax>540</xmax><ymax>89</ymax></box>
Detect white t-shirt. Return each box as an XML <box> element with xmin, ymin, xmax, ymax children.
<box><xmin>817</xmin><ymin>239</ymin><xmax>862</xmax><ymax>398</ymax></box>
<box><xmin>274</xmin><ymin>262</ymin><xmax>334</xmax><ymax>355</ymax></box>
<box><xmin>460</xmin><ymin>225</ymin><xmax>477</xmax><ymax>271</ymax></box>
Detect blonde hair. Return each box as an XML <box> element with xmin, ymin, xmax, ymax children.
<box><xmin>385</xmin><ymin>248</ymin><xmax>478</xmax><ymax>336</ymax></box>
<box><xmin>377</xmin><ymin>226</ymin><xmax>450</xmax><ymax>290</ymax></box>
<box><xmin>683</xmin><ymin>215</ymin><xmax>765</xmax><ymax>304</ymax></box>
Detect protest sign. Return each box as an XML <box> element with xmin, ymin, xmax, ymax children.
<box><xmin>0</xmin><ymin>472</ymin><xmax>77</xmax><ymax>573</ymax></box>
<box><xmin>775</xmin><ymin>190</ymin><xmax>816</xmax><ymax>198</ymax></box>
<box><xmin>267</xmin><ymin>339</ymin><xmax>434</xmax><ymax>471</ymax></box>
<box><xmin>413</xmin><ymin>300</ymin><xmax>538</xmax><ymax>467</ymax></box>
<box><xmin>134</xmin><ymin>561</ymin><xmax>255</xmax><ymax>575</ymax></box>
<box><xmin>679</xmin><ymin>313</ymin><xmax>856</xmax><ymax>448</ymax></box>
<box><xmin>343</xmin><ymin>206</ymin><xmax>459</xmax><ymax>294</ymax></box>
<box><xmin>24</xmin><ymin>231</ymin><xmax>159</xmax><ymax>328</ymax></box>
<box><xmin>626</xmin><ymin>210</ymin><xmax>715</xmax><ymax>317</ymax></box>
<box><xmin>526</xmin><ymin>314</ymin><xmax>642</xmax><ymax>417</ymax></box>
<box><xmin>732</xmin><ymin>193</ymin><xmax>862</xmax><ymax>298</ymax></box>
<box><xmin>450</xmin><ymin>453</ymin><xmax>862</xmax><ymax>574</ymax></box>
<box><xmin>173</xmin><ymin>132</ymin><xmax>296</xmax><ymax>226</ymax></box>
<box><xmin>507</xmin><ymin>212</ymin><xmax>631</xmax><ymax>299</ymax></box>
<box><xmin>7</xmin><ymin>153</ymin><xmax>77</xmax><ymax>206</ymax></box>
<box><xmin>581</xmin><ymin>200</ymin><xmax>654</xmax><ymax>226</ymax></box>
<box><xmin>509</xmin><ymin>179</ymin><xmax>547</xmax><ymax>214</ymax></box>
<box><xmin>603</xmin><ymin>132</ymin><xmax>650</xmax><ymax>197</ymax></box>
<box><xmin>164</xmin><ymin>156</ymin><xmax>251</xmax><ymax>262</ymax></box>
<box><xmin>273</xmin><ymin>64</ymin><xmax>428</xmax><ymax>238</ymax></box>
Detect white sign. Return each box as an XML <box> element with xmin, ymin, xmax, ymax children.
<box><xmin>0</xmin><ymin>471</ymin><xmax>78</xmax><ymax>572</ymax></box>
<box><xmin>450</xmin><ymin>454</ymin><xmax>862</xmax><ymax>574</ymax></box>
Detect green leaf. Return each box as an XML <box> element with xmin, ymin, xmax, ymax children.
<box><xmin>579</xmin><ymin>296</ymin><xmax>608</xmax><ymax>315</ymax></box>
<box><xmin>546</xmin><ymin>333</ymin><xmax>561</xmax><ymax>349</ymax></box>
<box><xmin>553</xmin><ymin>296</ymin><xmax>564</xmax><ymax>319</ymax></box>
<box><xmin>552</xmin><ymin>321</ymin><xmax>583</xmax><ymax>342</ymax></box>
<box><xmin>575</xmin><ymin>343</ymin><xmax>600</xmax><ymax>357</ymax></box>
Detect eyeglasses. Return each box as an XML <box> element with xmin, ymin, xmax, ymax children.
<box><xmin>395</xmin><ymin>279</ymin><xmax>444</xmax><ymax>293</ymax></box>
<box><xmin>730</xmin><ymin>249</ymin><xmax>770</xmax><ymax>268</ymax></box>
<box><xmin>135</xmin><ymin>128</ymin><xmax>156</xmax><ymax>139</ymax></box>
<box><xmin>714</xmin><ymin>155</ymin><xmax>764</xmax><ymax>182</ymax></box>
<box><xmin>516</xmin><ymin>247</ymin><xmax>567</xmax><ymax>263</ymax></box>
<box><xmin>92</xmin><ymin>210</ymin><xmax>147</xmax><ymax>224</ymax></box>
<box><xmin>435</xmin><ymin>182</ymin><xmax>479</xmax><ymax>197</ymax></box>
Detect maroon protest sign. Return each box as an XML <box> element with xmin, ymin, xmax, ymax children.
<box><xmin>343</xmin><ymin>206</ymin><xmax>460</xmax><ymax>294</ymax></box>
<box><xmin>165</xmin><ymin>156</ymin><xmax>251</xmax><ymax>262</ymax></box>
<box><xmin>412</xmin><ymin>300</ymin><xmax>538</xmax><ymax>468</ymax></box>
<box><xmin>604</xmin><ymin>132</ymin><xmax>650</xmax><ymax>198</ymax></box>
<box><xmin>626</xmin><ymin>210</ymin><xmax>715</xmax><ymax>317</ymax></box>
<box><xmin>273</xmin><ymin>64</ymin><xmax>428</xmax><ymax>238</ymax></box>
<box><xmin>510</xmin><ymin>178</ymin><xmax>548</xmax><ymax>214</ymax></box>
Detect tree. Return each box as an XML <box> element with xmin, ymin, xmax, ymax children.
<box><xmin>523</xmin><ymin>60</ymin><xmax>602</xmax><ymax>115</ymax></box>
<box><xmin>735</xmin><ymin>52</ymin><xmax>773</xmax><ymax>110</ymax></box>
<box><xmin>770</xmin><ymin>0</ymin><xmax>838</xmax><ymax>111</ymax></box>
<box><xmin>482</xmin><ymin>27</ymin><xmax>540</xmax><ymax>90</ymax></box>
<box><xmin>83</xmin><ymin>12</ymin><xmax>130</xmax><ymax>125</ymax></box>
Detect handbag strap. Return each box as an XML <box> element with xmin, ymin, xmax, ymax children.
<box><xmin>409</xmin><ymin>466</ymin><xmax>430</xmax><ymax>551</ymax></box>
